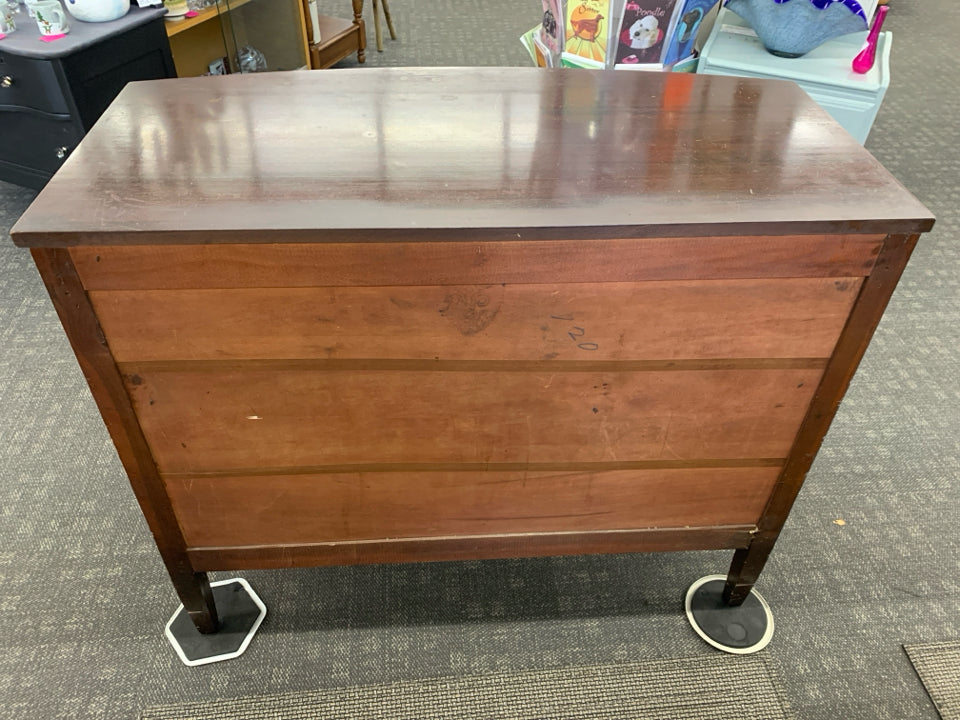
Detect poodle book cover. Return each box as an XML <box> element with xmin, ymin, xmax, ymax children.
<box><xmin>563</xmin><ymin>0</ymin><xmax>613</xmax><ymax>68</ymax></box>
<box><xmin>614</xmin><ymin>0</ymin><xmax>681</xmax><ymax>69</ymax></box>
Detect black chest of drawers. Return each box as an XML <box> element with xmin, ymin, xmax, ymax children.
<box><xmin>0</xmin><ymin>6</ymin><xmax>174</xmax><ymax>189</ymax></box>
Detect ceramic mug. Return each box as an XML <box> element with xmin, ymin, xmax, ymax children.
<box><xmin>31</xmin><ymin>0</ymin><xmax>69</xmax><ymax>34</ymax></box>
<box><xmin>0</xmin><ymin>2</ymin><xmax>17</xmax><ymax>33</ymax></box>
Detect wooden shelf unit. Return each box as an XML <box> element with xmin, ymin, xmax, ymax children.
<box><xmin>165</xmin><ymin>0</ymin><xmax>309</xmax><ymax>77</ymax></box>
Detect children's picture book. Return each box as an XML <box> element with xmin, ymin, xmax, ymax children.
<box><xmin>660</xmin><ymin>0</ymin><xmax>715</xmax><ymax>67</ymax></box>
<box><xmin>521</xmin><ymin>24</ymin><xmax>549</xmax><ymax>67</ymax></box>
<box><xmin>533</xmin><ymin>32</ymin><xmax>555</xmax><ymax>67</ymax></box>
<box><xmin>613</xmin><ymin>0</ymin><xmax>680</xmax><ymax>69</ymax></box>
<box><xmin>539</xmin><ymin>0</ymin><xmax>564</xmax><ymax>56</ymax></box>
<box><xmin>671</xmin><ymin>53</ymin><xmax>699</xmax><ymax>72</ymax></box>
<box><xmin>561</xmin><ymin>54</ymin><xmax>599</xmax><ymax>68</ymax></box>
<box><xmin>562</xmin><ymin>0</ymin><xmax>613</xmax><ymax>69</ymax></box>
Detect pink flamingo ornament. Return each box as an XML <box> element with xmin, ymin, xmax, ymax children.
<box><xmin>852</xmin><ymin>5</ymin><xmax>888</xmax><ymax>74</ymax></box>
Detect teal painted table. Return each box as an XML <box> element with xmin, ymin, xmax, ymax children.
<box><xmin>698</xmin><ymin>7</ymin><xmax>891</xmax><ymax>144</ymax></box>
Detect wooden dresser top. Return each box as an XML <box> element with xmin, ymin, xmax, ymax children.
<box><xmin>12</xmin><ymin>68</ymin><xmax>933</xmax><ymax>246</ymax></box>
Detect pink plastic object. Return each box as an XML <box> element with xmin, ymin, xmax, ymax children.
<box><xmin>39</xmin><ymin>33</ymin><xmax>67</xmax><ymax>42</ymax></box>
<box><xmin>184</xmin><ymin>10</ymin><xmax>198</xmax><ymax>17</ymax></box>
<box><xmin>852</xmin><ymin>5</ymin><xmax>888</xmax><ymax>74</ymax></box>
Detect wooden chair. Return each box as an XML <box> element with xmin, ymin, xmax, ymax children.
<box><xmin>302</xmin><ymin>0</ymin><xmax>367</xmax><ymax>68</ymax></box>
<box><xmin>372</xmin><ymin>0</ymin><xmax>397</xmax><ymax>52</ymax></box>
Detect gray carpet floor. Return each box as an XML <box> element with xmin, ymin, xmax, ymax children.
<box><xmin>1</xmin><ymin>1</ymin><xmax>958</xmax><ymax>718</ymax></box>
<box><xmin>905</xmin><ymin>641</ymin><xmax>960</xmax><ymax>720</ymax></box>
<box><xmin>140</xmin><ymin>656</ymin><xmax>794</xmax><ymax>719</ymax></box>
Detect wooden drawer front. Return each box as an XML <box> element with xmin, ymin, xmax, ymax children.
<box><xmin>70</xmin><ymin>235</ymin><xmax>884</xmax><ymax>290</ymax></box>
<box><xmin>124</xmin><ymin>368</ymin><xmax>820</xmax><ymax>474</ymax></box>
<box><xmin>93</xmin><ymin>278</ymin><xmax>860</xmax><ymax>363</ymax></box>
<box><xmin>166</xmin><ymin>467</ymin><xmax>781</xmax><ymax>547</ymax></box>
<box><xmin>0</xmin><ymin>53</ymin><xmax>70</xmax><ymax>115</ymax></box>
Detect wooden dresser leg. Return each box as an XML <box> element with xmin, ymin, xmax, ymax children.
<box><xmin>722</xmin><ymin>533</ymin><xmax>777</xmax><ymax>606</ymax></box>
<box><xmin>174</xmin><ymin>571</ymin><xmax>221</xmax><ymax>634</ymax></box>
<box><xmin>353</xmin><ymin>0</ymin><xmax>366</xmax><ymax>63</ymax></box>
<box><xmin>687</xmin><ymin>534</ymin><xmax>779</xmax><ymax>654</ymax></box>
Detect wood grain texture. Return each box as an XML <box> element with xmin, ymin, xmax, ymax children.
<box><xmin>11</xmin><ymin>69</ymin><xmax>933</xmax><ymax>247</ymax></box>
<box><xmin>68</xmin><ymin>236</ymin><xmax>884</xmax><ymax>290</ymax></box>
<box><xmin>28</xmin><ymin>248</ymin><xmax>220</xmax><ymax>632</ymax></box>
<box><xmin>723</xmin><ymin>234</ymin><xmax>923</xmax><ymax>604</ymax></box>
<box><xmin>187</xmin><ymin>526</ymin><xmax>758</xmax><ymax>571</ymax></box>
<box><xmin>91</xmin><ymin>278</ymin><xmax>861</xmax><ymax>363</ymax></box>
<box><xmin>759</xmin><ymin>235</ymin><xmax>923</xmax><ymax>531</ymax></box>
<box><xmin>124</xmin><ymin>367</ymin><xmax>821</xmax><ymax>473</ymax></box>
<box><xmin>165</xmin><ymin>467</ymin><xmax>779</xmax><ymax>547</ymax></box>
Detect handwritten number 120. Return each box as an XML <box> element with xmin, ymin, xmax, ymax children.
<box><xmin>551</xmin><ymin>315</ymin><xmax>599</xmax><ymax>351</ymax></box>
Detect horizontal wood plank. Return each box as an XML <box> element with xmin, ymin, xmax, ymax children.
<box><xmin>70</xmin><ymin>236</ymin><xmax>883</xmax><ymax>290</ymax></box>
<box><xmin>92</xmin><ymin>278</ymin><xmax>861</xmax><ymax>363</ymax></box>
<box><xmin>122</xmin><ymin>359</ymin><xmax>827</xmax><ymax>374</ymax></box>
<box><xmin>187</xmin><ymin>526</ymin><xmax>758</xmax><ymax>571</ymax></box>
<box><xmin>164</xmin><ymin>458</ymin><xmax>783</xmax><ymax>478</ymax></box>
<box><xmin>124</xmin><ymin>368</ymin><xmax>821</xmax><ymax>473</ymax></box>
<box><xmin>166</xmin><ymin>467</ymin><xmax>779</xmax><ymax>547</ymax></box>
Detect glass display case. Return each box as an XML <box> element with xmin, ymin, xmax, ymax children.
<box><xmin>165</xmin><ymin>0</ymin><xmax>309</xmax><ymax>77</ymax></box>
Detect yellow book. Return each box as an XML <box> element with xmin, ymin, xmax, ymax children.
<box><xmin>563</xmin><ymin>0</ymin><xmax>612</xmax><ymax>68</ymax></box>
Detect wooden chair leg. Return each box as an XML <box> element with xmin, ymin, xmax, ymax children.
<box><xmin>372</xmin><ymin>0</ymin><xmax>383</xmax><ymax>52</ymax></box>
<box><xmin>381</xmin><ymin>0</ymin><xmax>396</xmax><ymax>40</ymax></box>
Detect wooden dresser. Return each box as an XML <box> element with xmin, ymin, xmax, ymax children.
<box><xmin>11</xmin><ymin>68</ymin><xmax>934</xmax><ymax>635</ymax></box>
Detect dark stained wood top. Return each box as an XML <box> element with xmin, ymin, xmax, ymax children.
<box><xmin>11</xmin><ymin>68</ymin><xmax>934</xmax><ymax>247</ymax></box>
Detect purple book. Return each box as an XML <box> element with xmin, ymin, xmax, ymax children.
<box><xmin>614</xmin><ymin>0</ymin><xmax>680</xmax><ymax>67</ymax></box>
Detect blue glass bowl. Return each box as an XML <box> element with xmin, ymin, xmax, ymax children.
<box><xmin>725</xmin><ymin>0</ymin><xmax>868</xmax><ymax>57</ymax></box>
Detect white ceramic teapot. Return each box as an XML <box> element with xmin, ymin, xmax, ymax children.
<box><xmin>62</xmin><ymin>0</ymin><xmax>129</xmax><ymax>23</ymax></box>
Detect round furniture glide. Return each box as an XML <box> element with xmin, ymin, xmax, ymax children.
<box><xmin>685</xmin><ymin>575</ymin><xmax>774</xmax><ymax>654</ymax></box>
